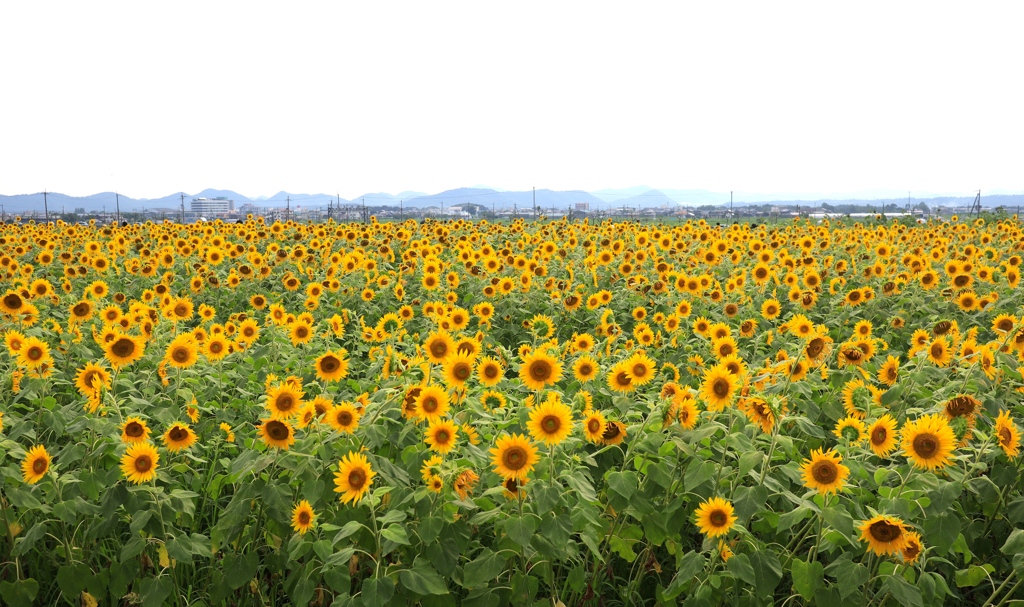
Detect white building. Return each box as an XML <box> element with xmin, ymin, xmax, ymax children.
<box><xmin>191</xmin><ymin>197</ymin><xmax>234</xmax><ymax>215</ymax></box>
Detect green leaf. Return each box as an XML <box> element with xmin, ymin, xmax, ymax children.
<box><xmin>662</xmin><ymin>551</ymin><xmax>706</xmax><ymax>600</ymax></box>
<box><xmin>684</xmin><ymin>461</ymin><xmax>717</xmax><ymax>491</ymax></box>
<box><xmin>334</xmin><ymin>520</ymin><xmax>364</xmax><ymax>542</ymax></box>
<box><xmin>827</xmin><ymin>556</ymin><xmax>868</xmax><ymax>600</ymax></box>
<box><xmin>738</xmin><ymin>451</ymin><xmax>762</xmax><ymax>478</ymax></box>
<box><xmin>726</xmin><ymin>554</ymin><xmax>756</xmax><ymax>586</ymax></box>
<box><xmin>885</xmin><ymin>574</ymin><xmax>923</xmax><ymax>606</ymax></box>
<box><xmin>777</xmin><ymin>506</ymin><xmax>811</xmax><ymax>533</ymax></box>
<box><xmin>791</xmin><ymin>559</ymin><xmax>824</xmax><ymax>600</ymax></box>
<box><xmin>954</xmin><ymin>564</ymin><xmax>994</xmax><ymax>588</ymax></box>
<box><xmin>419</xmin><ymin>516</ymin><xmax>443</xmax><ymax>545</ymax></box>
<box><xmin>380</xmin><ymin>524</ymin><xmax>411</xmax><ymax>545</ymax></box>
<box><xmin>360</xmin><ymin>576</ymin><xmax>396</xmax><ymax>607</ymax></box>
<box><xmin>462</xmin><ymin>548</ymin><xmax>507</xmax><ymax>588</ymax></box>
<box><xmin>399</xmin><ymin>557</ymin><xmax>449</xmax><ymax>595</ymax></box>
<box><xmin>224</xmin><ymin>552</ymin><xmax>259</xmax><ymax>590</ymax></box>
<box><xmin>139</xmin><ymin>576</ymin><xmax>174</xmax><ymax>607</ymax></box>
<box><xmin>923</xmin><ymin>512</ymin><xmax>960</xmax><ymax>555</ymax></box>
<box><xmin>0</xmin><ymin>578</ymin><xmax>39</xmax><ymax>607</ymax></box>
<box><xmin>822</xmin><ymin>504</ymin><xmax>854</xmax><ymax>537</ymax></box>
<box><xmin>606</xmin><ymin>471</ymin><xmax>639</xmax><ymax>498</ymax></box>
<box><xmin>505</xmin><ymin>514</ymin><xmax>539</xmax><ymax>548</ymax></box>
<box><xmin>749</xmin><ymin>551</ymin><xmax>782</xmax><ymax>596</ymax></box>
<box><xmin>291</xmin><ymin>576</ymin><xmax>317</xmax><ymax>607</ymax></box>
<box><xmin>57</xmin><ymin>564</ymin><xmax>91</xmax><ymax>599</ymax></box>
<box><xmin>165</xmin><ymin>535</ymin><xmax>193</xmax><ymax>563</ymax></box>
<box><xmin>1002</xmin><ymin>529</ymin><xmax>1024</xmax><ymax>556</ymax></box>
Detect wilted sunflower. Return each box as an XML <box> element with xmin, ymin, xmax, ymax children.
<box><xmin>582</xmin><ymin>410</ymin><xmax>606</xmax><ymax>443</ymax></box>
<box><xmin>877</xmin><ymin>355</ymin><xmax>900</xmax><ymax>386</ymax></box>
<box><xmin>694</xmin><ymin>497</ymin><xmax>737</xmax><ymax>538</ymax></box>
<box><xmin>996</xmin><ymin>410</ymin><xmax>1021</xmax><ymax>459</ymax></box>
<box><xmin>700</xmin><ymin>363</ymin><xmax>738</xmax><ymax>411</ymax></box>
<box><xmin>901</xmin><ymin>413</ymin><xmax>956</xmax><ymax>470</ymax></box>
<box><xmin>800</xmin><ymin>448</ymin><xmax>850</xmax><ymax>496</ymax></box>
<box><xmin>454</xmin><ymin>470</ymin><xmax>480</xmax><ymax>501</ymax></box>
<box><xmin>291</xmin><ymin>500</ymin><xmax>316</xmax><ymax>534</ymax></box>
<box><xmin>415</xmin><ymin>385</ymin><xmax>450</xmax><ymax>424</ymax></box>
<box><xmin>527</xmin><ymin>398</ymin><xmax>573</xmax><ymax>446</ymax></box>
<box><xmin>867</xmin><ymin>414</ymin><xmax>899</xmax><ymax>457</ymax></box>
<box><xmin>334</xmin><ymin>451</ymin><xmax>376</xmax><ymax>505</ymax></box>
<box><xmin>601</xmin><ymin>420</ymin><xmax>627</xmax><ymax>446</ymax></box>
<box><xmin>314</xmin><ymin>350</ymin><xmax>349</xmax><ymax>382</ymax></box>
<box><xmin>21</xmin><ymin>445</ymin><xmax>51</xmax><ymax>484</ymax></box>
<box><xmin>104</xmin><ymin>333</ymin><xmax>146</xmax><ymax>369</ymax></box>
<box><xmin>266</xmin><ymin>384</ymin><xmax>304</xmax><ymax>419</ymax></box>
<box><xmin>120</xmin><ymin>442</ymin><xmax>159</xmax><ymax>484</ymax></box>
<box><xmin>162</xmin><ymin>422</ymin><xmax>197</xmax><ymax>452</ymax></box>
<box><xmin>519</xmin><ymin>350</ymin><xmax>563</xmax><ymax>391</ymax></box>
<box><xmin>476</xmin><ymin>356</ymin><xmax>504</xmax><ymax>387</ymax></box>
<box><xmin>121</xmin><ymin>416</ymin><xmax>151</xmax><ymax>443</ymax></box>
<box><xmin>424</xmin><ymin>419</ymin><xmax>459</xmax><ymax>454</ymax></box>
<box><xmin>490</xmin><ymin>433</ymin><xmax>539</xmax><ymax>481</ymax></box>
<box><xmin>859</xmin><ymin>514</ymin><xmax>908</xmax><ymax>555</ymax></box>
<box><xmin>259</xmin><ymin>418</ymin><xmax>295</xmax><ymax>450</ymax></box>
<box><xmin>901</xmin><ymin>531</ymin><xmax>923</xmax><ymax>565</ymax></box>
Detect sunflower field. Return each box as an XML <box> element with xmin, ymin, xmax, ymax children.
<box><xmin>2</xmin><ymin>214</ymin><xmax>1024</xmax><ymax>607</ymax></box>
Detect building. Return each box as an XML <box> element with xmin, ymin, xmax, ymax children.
<box><xmin>575</xmin><ymin>202</ymin><xmax>589</xmax><ymax>211</ymax></box>
<box><xmin>191</xmin><ymin>197</ymin><xmax>234</xmax><ymax>215</ymax></box>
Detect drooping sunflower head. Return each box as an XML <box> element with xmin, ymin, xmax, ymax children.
<box><xmin>601</xmin><ymin>420</ymin><xmax>627</xmax><ymax>446</ymax></box>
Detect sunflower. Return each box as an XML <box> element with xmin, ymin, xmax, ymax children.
<box><xmin>833</xmin><ymin>416</ymin><xmax>866</xmax><ymax>444</ymax></box>
<box><xmin>901</xmin><ymin>531</ymin><xmax>923</xmax><ymax>564</ymax></box>
<box><xmin>164</xmin><ymin>335</ymin><xmax>199</xmax><ymax>369</ymax></box>
<box><xmin>761</xmin><ymin>299</ymin><xmax>782</xmax><ymax>320</ymax></box>
<box><xmin>700</xmin><ymin>363</ymin><xmax>738</xmax><ymax>412</ymax></box>
<box><xmin>877</xmin><ymin>355</ymin><xmax>900</xmax><ymax>387</ymax></box>
<box><xmin>288</xmin><ymin>321</ymin><xmax>315</xmax><ymax>346</ymax></box>
<box><xmin>334</xmin><ymin>451</ymin><xmax>376</xmax><ymax>505</ymax></box>
<box><xmin>259</xmin><ymin>418</ymin><xmax>295</xmax><ymax>450</ymax></box>
<box><xmin>3</xmin><ymin>330</ymin><xmax>25</xmax><ymax>355</ymax></box>
<box><xmin>480</xmin><ymin>390</ymin><xmax>507</xmax><ymax>411</ymax></box>
<box><xmin>120</xmin><ymin>442</ymin><xmax>159</xmax><ymax>484</ymax></box>
<box><xmin>901</xmin><ymin>413</ymin><xmax>956</xmax><ymax>470</ymax></box>
<box><xmin>571</xmin><ymin>355</ymin><xmax>599</xmax><ymax>383</ymax></box>
<box><xmin>442</xmin><ymin>351</ymin><xmax>475</xmax><ymax>388</ymax></box>
<box><xmin>327</xmin><ymin>402</ymin><xmax>360</xmax><ymax>434</ymax></box>
<box><xmin>841</xmin><ymin>378</ymin><xmax>872</xmax><ymax>419</ymax></box>
<box><xmin>203</xmin><ymin>335</ymin><xmax>230</xmax><ymax>361</ymax></box>
<box><xmin>677</xmin><ymin>397</ymin><xmax>699</xmax><ymax>430</ymax></box>
<box><xmin>70</xmin><ymin>299</ymin><xmax>94</xmax><ymax>323</ymax></box>
<box><xmin>421</xmin><ymin>454</ymin><xmax>444</xmax><ymax>482</ymax></box>
<box><xmin>0</xmin><ymin>290</ymin><xmax>25</xmax><ymax>315</ymax></box>
<box><xmin>800</xmin><ymin>448</ymin><xmax>849</xmax><ymax>496</ymax></box>
<box><xmin>424</xmin><ymin>419</ymin><xmax>459</xmax><ymax>454</ymax></box>
<box><xmin>867</xmin><ymin>414</ymin><xmax>899</xmax><ymax>457</ymax></box>
<box><xmin>623</xmin><ymin>351</ymin><xmax>656</xmax><ymax>386</ymax></box>
<box><xmin>601</xmin><ymin>420</ymin><xmax>627</xmax><ymax>446</ymax></box>
<box><xmin>291</xmin><ymin>500</ymin><xmax>316</xmax><ymax>534</ymax></box>
<box><xmin>606</xmin><ymin>361</ymin><xmax>635</xmax><ymax>393</ymax></box>
<box><xmin>121</xmin><ymin>416</ymin><xmax>151</xmax><ymax>443</ymax></box>
<box><xmin>266</xmin><ymin>384</ymin><xmax>304</xmax><ymax>419</ymax></box>
<box><xmin>926</xmin><ymin>337</ymin><xmax>951</xmax><ymax>367</ymax></box>
<box><xmin>711</xmin><ymin>336</ymin><xmax>738</xmax><ymax>360</ymax></box>
<box><xmin>21</xmin><ymin>445</ymin><xmax>51</xmax><ymax>484</ymax></box>
<box><xmin>75</xmin><ymin>362</ymin><xmax>112</xmax><ymax>398</ymax></box>
<box><xmin>741</xmin><ymin>397</ymin><xmax>775</xmax><ymax>434</ymax></box>
<box><xmin>519</xmin><ymin>350</ymin><xmax>563</xmax><ymax>391</ymax></box>
<box><xmin>859</xmin><ymin>514</ymin><xmax>909</xmax><ymax>556</ymax></box>
<box><xmin>104</xmin><ymin>333</ymin><xmax>146</xmax><ymax>368</ymax></box>
<box><xmin>473</xmin><ymin>356</ymin><xmax>503</xmax><ymax>387</ymax></box>
<box><xmin>415</xmin><ymin>385</ymin><xmax>450</xmax><ymax>424</ymax></box>
<box><xmin>582</xmin><ymin>410</ymin><xmax>607</xmax><ymax>443</ymax></box>
<box><xmin>454</xmin><ymin>470</ymin><xmax>480</xmax><ymax>501</ymax></box>
<box><xmin>162</xmin><ymin>422</ymin><xmax>197</xmax><ymax>452</ymax></box>
<box><xmin>694</xmin><ymin>497</ymin><xmax>737</xmax><ymax>538</ymax></box>
<box><xmin>490</xmin><ymin>433</ymin><xmax>540</xmax><ymax>481</ymax></box>
<box><xmin>424</xmin><ymin>329</ymin><xmax>455</xmax><ymax>364</ymax></box>
<box><xmin>527</xmin><ymin>398</ymin><xmax>573</xmax><ymax>446</ymax></box>
<box><xmin>314</xmin><ymin>350</ymin><xmax>349</xmax><ymax>382</ymax></box>
<box><xmin>993</xmin><ymin>314</ymin><xmax>1017</xmax><ymax>335</ymax></box>
<box><xmin>17</xmin><ymin>336</ymin><xmax>50</xmax><ymax>370</ymax></box>
<box><xmin>996</xmin><ymin>410</ymin><xmax>1021</xmax><ymax>459</ymax></box>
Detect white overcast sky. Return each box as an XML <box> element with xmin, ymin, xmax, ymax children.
<box><xmin>1</xmin><ymin>1</ymin><xmax>1022</xmax><ymax>200</ymax></box>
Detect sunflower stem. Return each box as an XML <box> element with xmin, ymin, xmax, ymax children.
<box><xmin>983</xmin><ymin>570</ymin><xmax>1017</xmax><ymax>607</ymax></box>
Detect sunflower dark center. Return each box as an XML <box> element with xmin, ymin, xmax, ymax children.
<box><xmin>435</xmin><ymin>429</ymin><xmax>450</xmax><ymax>443</ymax></box>
<box><xmin>999</xmin><ymin>319</ymin><xmax>1014</xmax><ymax>332</ymax></box>
<box><xmin>112</xmin><ymin>338</ymin><xmax>135</xmax><ymax>357</ymax></box>
<box><xmin>276</xmin><ymin>395</ymin><xmax>295</xmax><ymax>411</ymax></box>
<box><xmin>453</xmin><ymin>363</ymin><xmax>471</xmax><ymax>380</ymax></box>
<box><xmin>529</xmin><ymin>360</ymin><xmax>552</xmax><ymax>382</ymax></box>
<box><xmin>267</xmin><ymin>420</ymin><xmax>289</xmax><ymax>440</ymax></box>
<box><xmin>603</xmin><ymin>423</ymin><xmax>622</xmax><ymax>440</ymax></box>
<box><xmin>844</xmin><ymin>349</ymin><xmax>862</xmax><ymax>362</ymax></box>
<box><xmin>421</xmin><ymin>396</ymin><xmax>438</xmax><ymax>413</ymax></box>
<box><xmin>632</xmin><ymin>364</ymin><xmax>648</xmax><ymax>378</ymax></box>
<box><xmin>32</xmin><ymin>458</ymin><xmax>47</xmax><ymax>473</ymax></box>
<box><xmin>125</xmin><ymin>422</ymin><xmax>144</xmax><ymax>437</ymax></box>
<box><xmin>806</xmin><ymin>338</ymin><xmax>824</xmax><ymax>358</ymax></box>
<box><xmin>871</xmin><ymin>427</ymin><xmax>888</xmax><ymax>445</ymax></box>
<box><xmin>811</xmin><ymin>460</ymin><xmax>838</xmax><ymax>484</ymax></box>
<box><xmin>930</xmin><ymin>343</ymin><xmax>944</xmax><ymax>358</ymax></box>
<box><xmin>210</xmin><ymin>341</ymin><xmax>224</xmax><ymax>353</ymax></box>
<box><xmin>348</xmin><ymin>469</ymin><xmax>366</xmax><ymax>489</ymax></box>
<box><xmin>1000</xmin><ymin>427</ymin><xmax>1013</xmax><ymax>446</ymax></box>
<box><xmin>295</xmin><ymin>326</ymin><xmax>309</xmax><ymax>338</ymax></box>
<box><xmin>903</xmin><ymin>540</ymin><xmax>920</xmax><ymax>559</ymax></box>
<box><xmin>912</xmin><ymin>433</ymin><xmax>938</xmax><ymax>458</ymax></box>
<box><xmin>946</xmin><ymin>396</ymin><xmax>977</xmax><ymax>418</ymax></box>
<box><xmin>712</xmin><ymin>378</ymin><xmax>730</xmax><ymax>398</ymax></box>
<box><xmin>709</xmin><ymin>510</ymin><xmax>728</xmax><ymax>527</ymax></box>
<box><xmin>337</xmin><ymin>411</ymin><xmax>353</xmax><ymax>426</ymax></box>
<box><xmin>954</xmin><ymin>275</ymin><xmax>970</xmax><ymax>287</ymax></box>
<box><xmin>134</xmin><ymin>455</ymin><xmax>152</xmax><ymax>472</ymax></box>
<box><xmin>588</xmin><ymin>418</ymin><xmax>601</xmax><ymax>433</ymax></box>
<box><xmin>26</xmin><ymin>346</ymin><xmax>43</xmax><ymax>361</ymax></box>
<box><xmin>503</xmin><ymin>446</ymin><xmax>526</xmax><ymax>470</ymax></box>
<box><xmin>869</xmin><ymin>520</ymin><xmax>902</xmax><ymax>542</ymax></box>
<box><xmin>483</xmin><ymin>364</ymin><xmax>498</xmax><ymax>378</ymax></box>
<box><xmin>169</xmin><ymin>427</ymin><xmax>188</xmax><ymax>441</ymax></box>
<box><xmin>430</xmin><ymin>340</ymin><xmax>448</xmax><ymax>358</ymax></box>
<box><xmin>3</xmin><ymin>293</ymin><xmax>23</xmax><ymax>309</ymax></box>
<box><xmin>172</xmin><ymin>347</ymin><xmax>190</xmax><ymax>363</ymax></box>
<box><xmin>934</xmin><ymin>321</ymin><xmax>952</xmax><ymax>335</ymax></box>
<box><xmin>320</xmin><ymin>355</ymin><xmax>340</xmax><ymax>373</ymax></box>
<box><xmin>541</xmin><ymin>415</ymin><xmax>560</xmax><ymax>434</ymax></box>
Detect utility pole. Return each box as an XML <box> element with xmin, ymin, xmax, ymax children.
<box><xmin>286</xmin><ymin>196</ymin><xmax>291</xmax><ymax>222</ymax></box>
<box><xmin>43</xmin><ymin>190</ymin><xmax>49</xmax><ymax>223</ymax></box>
<box><xmin>400</xmin><ymin>199</ymin><xmax>403</xmax><ymax>221</ymax></box>
<box><xmin>115</xmin><ymin>192</ymin><xmax>121</xmax><ymax>225</ymax></box>
<box><xmin>180</xmin><ymin>193</ymin><xmax>186</xmax><ymax>224</ymax></box>
<box><xmin>362</xmin><ymin>198</ymin><xmax>366</xmax><ymax>223</ymax></box>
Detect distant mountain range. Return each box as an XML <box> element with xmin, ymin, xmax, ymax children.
<box><xmin>1</xmin><ymin>186</ymin><xmax>1022</xmax><ymax>214</ymax></box>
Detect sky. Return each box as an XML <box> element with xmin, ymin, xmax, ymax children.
<box><xmin>1</xmin><ymin>1</ymin><xmax>1022</xmax><ymax>201</ymax></box>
